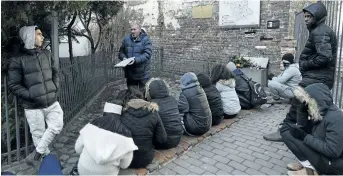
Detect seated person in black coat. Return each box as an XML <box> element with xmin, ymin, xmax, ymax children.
<box><xmin>197</xmin><ymin>73</ymin><xmax>224</xmax><ymax>125</ymax></box>
<box><xmin>145</xmin><ymin>78</ymin><xmax>183</xmax><ymax>149</ymax></box>
<box><xmin>118</xmin><ymin>87</ymin><xmax>167</xmax><ymax>168</ymax></box>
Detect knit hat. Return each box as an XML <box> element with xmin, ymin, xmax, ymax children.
<box><xmin>226</xmin><ymin>62</ymin><xmax>237</xmax><ymax>72</ymax></box>
<box><xmin>282</xmin><ymin>53</ymin><xmax>294</xmax><ymax>64</ymax></box>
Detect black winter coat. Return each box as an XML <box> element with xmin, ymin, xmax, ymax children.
<box><xmin>145</xmin><ymin>78</ymin><xmax>183</xmax><ymax>149</ymax></box>
<box><xmin>118</xmin><ymin>31</ymin><xmax>152</xmax><ymax>80</ymax></box>
<box><xmin>233</xmin><ymin>69</ymin><xmax>253</xmax><ymax>109</ymax></box>
<box><xmin>7</xmin><ymin>48</ymin><xmax>59</xmax><ymax>109</ymax></box>
<box><xmin>293</xmin><ymin>83</ymin><xmax>343</xmax><ymax>172</ymax></box>
<box><xmin>299</xmin><ymin>2</ymin><xmax>337</xmax><ymax>89</ymax></box>
<box><xmin>178</xmin><ymin>72</ymin><xmax>212</xmax><ymax>136</ymax></box>
<box><xmin>197</xmin><ymin>73</ymin><xmax>224</xmax><ymax>125</ymax></box>
<box><xmin>120</xmin><ymin>99</ymin><xmax>167</xmax><ymax>168</ymax></box>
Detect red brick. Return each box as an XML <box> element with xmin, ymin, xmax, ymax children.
<box><xmin>134</xmin><ymin>168</ymin><xmax>148</xmax><ymax>176</ymax></box>
<box><xmin>154</xmin><ymin>150</ymin><xmax>168</xmax><ymax>164</ymax></box>
<box><xmin>157</xmin><ymin>149</ymin><xmax>176</xmax><ymax>159</ymax></box>
<box><xmin>178</xmin><ymin>140</ymin><xmax>191</xmax><ymax>150</ymax></box>
<box><xmin>170</xmin><ymin>145</ymin><xmax>185</xmax><ymax>155</ymax></box>
<box><xmin>181</xmin><ymin>135</ymin><xmax>198</xmax><ymax>145</ymax></box>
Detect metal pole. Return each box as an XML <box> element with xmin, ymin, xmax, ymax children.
<box><xmin>334</xmin><ymin>1</ymin><xmax>342</xmax><ymax>104</ymax></box>
<box><xmin>51</xmin><ymin>11</ymin><xmax>59</xmax><ymax>68</ymax></box>
<box><xmin>4</xmin><ymin>77</ymin><xmax>12</xmax><ymax>164</ymax></box>
<box><xmin>14</xmin><ymin>96</ymin><xmax>20</xmax><ymax>161</ymax></box>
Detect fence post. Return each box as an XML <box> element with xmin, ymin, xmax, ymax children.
<box><xmin>104</xmin><ymin>52</ymin><xmax>109</xmax><ymax>85</ymax></box>
<box><xmin>159</xmin><ymin>47</ymin><xmax>164</xmax><ymax>76</ymax></box>
<box><xmin>4</xmin><ymin>76</ymin><xmax>12</xmax><ymax>164</ymax></box>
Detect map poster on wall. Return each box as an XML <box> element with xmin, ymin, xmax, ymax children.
<box><xmin>219</xmin><ymin>0</ymin><xmax>261</xmax><ymax>28</ymax></box>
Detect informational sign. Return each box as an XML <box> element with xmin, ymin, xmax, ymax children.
<box><xmin>219</xmin><ymin>0</ymin><xmax>260</xmax><ymax>28</ymax></box>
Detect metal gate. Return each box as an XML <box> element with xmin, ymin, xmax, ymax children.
<box><xmin>294</xmin><ymin>0</ymin><xmax>343</xmax><ymax>108</ymax></box>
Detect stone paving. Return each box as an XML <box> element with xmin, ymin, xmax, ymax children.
<box><xmin>152</xmin><ymin>103</ymin><xmax>296</xmax><ymax>175</ymax></box>
<box><xmin>1</xmin><ymin>77</ymin><xmax>297</xmax><ymax>175</ymax></box>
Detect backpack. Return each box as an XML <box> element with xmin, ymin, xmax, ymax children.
<box><xmin>241</xmin><ymin>74</ymin><xmax>267</xmax><ymax>107</ymax></box>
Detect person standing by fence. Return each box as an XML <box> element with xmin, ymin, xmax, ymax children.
<box><xmin>7</xmin><ymin>26</ymin><xmax>63</xmax><ymax>171</ymax></box>
<box><xmin>263</xmin><ymin>1</ymin><xmax>337</xmax><ymax>142</ymax></box>
<box><xmin>119</xmin><ymin>23</ymin><xmax>153</xmax><ymax>92</ymax></box>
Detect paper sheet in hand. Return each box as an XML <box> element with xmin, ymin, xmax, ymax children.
<box><xmin>114</xmin><ymin>57</ymin><xmax>135</xmax><ymax>67</ymax></box>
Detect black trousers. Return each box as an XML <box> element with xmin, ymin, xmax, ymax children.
<box><xmin>224</xmin><ymin>113</ymin><xmax>237</xmax><ymax>119</ymax></box>
<box><xmin>126</xmin><ymin>78</ymin><xmax>149</xmax><ymax>89</ymax></box>
<box><xmin>154</xmin><ymin>136</ymin><xmax>181</xmax><ymax>150</ymax></box>
<box><xmin>282</xmin><ymin>130</ymin><xmax>343</xmax><ymax>175</ymax></box>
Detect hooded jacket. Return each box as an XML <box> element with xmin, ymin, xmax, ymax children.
<box><xmin>227</xmin><ymin>63</ymin><xmax>253</xmax><ymax>109</ymax></box>
<box><xmin>7</xmin><ymin>26</ymin><xmax>59</xmax><ymax>109</ymax></box>
<box><xmin>145</xmin><ymin>78</ymin><xmax>183</xmax><ymax>149</ymax></box>
<box><xmin>197</xmin><ymin>73</ymin><xmax>224</xmax><ymax>125</ymax></box>
<box><xmin>293</xmin><ymin>83</ymin><xmax>343</xmax><ymax>172</ymax></box>
<box><xmin>216</xmin><ymin>79</ymin><xmax>241</xmax><ymax>115</ymax></box>
<box><xmin>299</xmin><ymin>2</ymin><xmax>337</xmax><ymax>89</ymax></box>
<box><xmin>75</xmin><ymin>123</ymin><xmax>138</xmax><ymax>175</ymax></box>
<box><xmin>120</xmin><ymin>99</ymin><xmax>167</xmax><ymax>168</ymax></box>
<box><xmin>178</xmin><ymin>72</ymin><xmax>212</xmax><ymax>136</ymax></box>
<box><xmin>272</xmin><ymin>63</ymin><xmax>302</xmax><ymax>88</ymax></box>
<box><xmin>118</xmin><ymin>31</ymin><xmax>152</xmax><ymax>80</ymax></box>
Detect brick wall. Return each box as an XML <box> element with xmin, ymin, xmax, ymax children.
<box><xmin>128</xmin><ymin>0</ymin><xmax>297</xmax><ymax>77</ymax></box>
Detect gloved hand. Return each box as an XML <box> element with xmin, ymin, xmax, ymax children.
<box><xmin>289</xmin><ymin>124</ymin><xmax>308</xmax><ymax>140</ymax></box>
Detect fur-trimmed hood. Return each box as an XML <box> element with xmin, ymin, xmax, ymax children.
<box><xmin>217</xmin><ymin>79</ymin><xmax>236</xmax><ymax>88</ymax></box>
<box><xmin>293</xmin><ymin>83</ymin><xmax>333</xmax><ymax>122</ymax></box>
<box><xmin>145</xmin><ymin>78</ymin><xmax>170</xmax><ymax>100</ymax></box>
<box><xmin>124</xmin><ymin>99</ymin><xmax>159</xmax><ymax>118</ymax></box>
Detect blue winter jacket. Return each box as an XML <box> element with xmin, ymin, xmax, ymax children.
<box><xmin>119</xmin><ymin>31</ymin><xmax>152</xmax><ymax>80</ymax></box>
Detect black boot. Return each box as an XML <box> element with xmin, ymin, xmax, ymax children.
<box><xmin>263</xmin><ymin>129</ymin><xmax>283</xmax><ymax>142</ymax></box>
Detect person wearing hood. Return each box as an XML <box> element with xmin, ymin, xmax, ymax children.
<box><xmin>145</xmin><ymin>78</ymin><xmax>183</xmax><ymax>149</ymax></box>
<box><xmin>7</xmin><ymin>26</ymin><xmax>63</xmax><ymax>170</ymax></box>
<box><xmin>197</xmin><ymin>73</ymin><xmax>224</xmax><ymax>125</ymax></box>
<box><xmin>178</xmin><ymin>72</ymin><xmax>212</xmax><ymax>136</ymax></box>
<box><xmin>120</xmin><ymin>98</ymin><xmax>167</xmax><ymax>168</ymax></box>
<box><xmin>268</xmin><ymin>53</ymin><xmax>302</xmax><ymax>103</ymax></box>
<box><xmin>264</xmin><ymin>2</ymin><xmax>337</xmax><ymax>142</ymax></box>
<box><xmin>211</xmin><ymin>64</ymin><xmax>241</xmax><ymax>118</ymax></box>
<box><xmin>281</xmin><ymin>83</ymin><xmax>343</xmax><ymax>175</ymax></box>
<box><xmin>227</xmin><ymin>62</ymin><xmax>253</xmax><ymax>109</ymax></box>
<box><xmin>119</xmin><ymin>22</ymin><xmax>153</xmax><ymax>91</ymax></box>
<box><xmin>75</xmin><ymin>100</ymin><xmax>138</xmax><ymax>175</ymax></box>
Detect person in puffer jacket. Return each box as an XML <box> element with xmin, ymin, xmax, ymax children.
<box><xmin>264</xmin><ymin>2</ymin><xmax>338</xmax><ymax>142</ymax></box>
<box><xmin>75</xmin><ymin>100</ymin><xmax>138</xmax><ymax>175</ymax></box>
<box><xmin>145</xmin><ymin>78</ymin><xmax>183</xmax><ymax>149</ymax></box>
<box><xmin>211</xmin><ymin>64</ymin><xmax>241</xmax><ymax>118</ymax></box>
<box><xmin>268</xmin><ymin>53</ymin><xmax>302</xmax><ymax>101</ymax></box>
<box><xmin>226</xmin><ymin>62</ymin><xmax>253</xmax><ymax>109</ymax></box>
<box><xmin>178</xmin><ymin>72</ymin><xmax>212</xmax><ymax>136</ymax></box>
<box><xmin>121</xmin><ymin>99</ymin><xmax>167</xmax><ymax>168</ymax></box>
<box><xmin>281</xmin><ymin>83</ymin><xmax>343</xmax><ymax>175</ymax></box>
<box><xmin>197</xmin><ymin>73</ymin><xmax>224</xmax><ymax>125</ymax></box>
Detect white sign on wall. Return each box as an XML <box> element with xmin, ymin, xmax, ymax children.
<box><xmin>219</xmin><ymin>0</ymin><xmax>260</xmax><ymax>28</ymax></box>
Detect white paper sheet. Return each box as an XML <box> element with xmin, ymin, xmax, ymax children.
<box><xmin>114</xmin><ymin>57</ymin><xmax>135</xmax><ymax>67</ymax></box>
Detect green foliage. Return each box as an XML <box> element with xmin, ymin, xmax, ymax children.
<box><xmin>230</xmin><ymin>55</ymin><xmax>258</xmax><ymax>68</ymax></box>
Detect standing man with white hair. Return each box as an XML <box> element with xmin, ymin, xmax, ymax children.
<box><xmin>7</xmin><ymin>26</ymin><xmax>63</xmax><ymax>171</ymax></box>
<box><xmin>119</xmin><ymin>23</ymin><xmax>153</xmax><ymax>91</ymax></box>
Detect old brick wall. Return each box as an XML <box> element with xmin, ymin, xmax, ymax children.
<box><xmin>126</xmin><ymin>0</ymin><xmax>297</xmax><ymax>77</ymax></box>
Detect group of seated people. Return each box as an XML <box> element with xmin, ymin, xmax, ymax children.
<box><xmin>73</xmin><ymin>63</ymin><xmax>255</xmax><ymax>175</ymax></box>
<box><xmin>73</xmin><ymin>53</ymin><xmax>343</xmax><ymax>175</ymax></box>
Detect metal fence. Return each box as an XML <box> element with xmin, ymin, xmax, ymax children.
<box><xmin>294</xmin><ymin>0</ymin><xmax>343</xmax><ymax>107</ymax></box>
<box><xmin>1</xmin><ymin>48</ymin><xmax>162</xmax><ymax>165</ymax></box>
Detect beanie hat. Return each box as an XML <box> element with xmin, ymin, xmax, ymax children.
<box><xmin>282</xmin><ymin>53</ymin><xmax>294</xmax><ymax>64</ymax></box>
<box><xmin>226</xmin><ymin>62</ymin><xmax>237</xmax><ymax>72</ymax></box>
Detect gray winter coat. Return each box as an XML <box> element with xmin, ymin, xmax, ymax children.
<box><xmin>299</xmin><ymin>2</ymin><xmax>337</xmax><ymax>89</ymax></box>
<box><xmin>293</xmin><ymin>83</ymin><xmax>343</xmax><ymax>172</ymax></box>
<box><xmin>178</xmin><ymin>72</ymin><xmax>212</xmax><ymax>136</ymax></box>
<box><xmin>272</xmin><ymin>63</ymin><xmax>302</xmax><ymax>88</ymax></box>
<box><xmin>216</xmin><ymin>79</ymin><xmax>241</xmax><ymax>115</ymax></box>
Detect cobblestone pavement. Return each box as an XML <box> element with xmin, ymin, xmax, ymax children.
<box><xmin>2</xmin><ymin>77</ymin><xmax>296</xmax><ymax>175</ymax></box>
<box><xmin>152</xmin><ymin>104</ymin><xmax>296</xmax><ymax>175</ymax></box>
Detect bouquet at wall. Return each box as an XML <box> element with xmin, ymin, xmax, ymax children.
<box><xmin>230</xmin><ymin>55</ymin><xmax>254</xmax><ymax>68</ymax></box>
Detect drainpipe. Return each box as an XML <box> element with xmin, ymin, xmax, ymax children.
<box><xmin>51</xmin><ymin>10</ymin><xmax>59</xmax><ymax>68</ymax></box>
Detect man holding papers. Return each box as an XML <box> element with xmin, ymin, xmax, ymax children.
<box><xmin>119</xmin><ymin>22</ymin><xmax>153</xmax><ymax>89</ymax></box>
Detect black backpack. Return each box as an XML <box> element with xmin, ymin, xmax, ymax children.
<box><xmin>241</xmin><ymin>74</ymin><xmax>267</xmax><ymax>107</ymax></box>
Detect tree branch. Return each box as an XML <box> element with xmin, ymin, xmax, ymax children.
<box><xmin>72</xmin><ymin>29</ymin><xmax>93</xmax><ymax>42</ymax></box>
<box><xmin>86</xmin><ymin>9</ymin><xmax>91</xmax><ymax>29</ymax></box>
<box><xmin>94</xmin><ymin>14</ymin><xmax>103</xmax><ymax>51</ymax></box>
